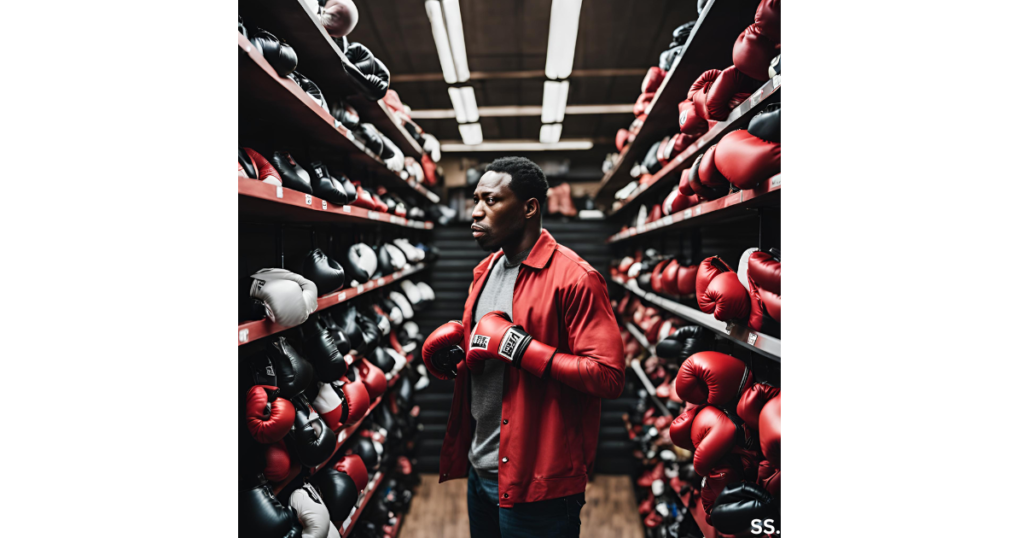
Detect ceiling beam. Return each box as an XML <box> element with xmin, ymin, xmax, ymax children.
<box><xmin>391</xmin><ymin>67</ymin><xmax>648</xmax><ymax>83</ymax></box>
<box><xmin>411</xmin><ymin>103</ymin><xmax>634</xmax><ymax>119</ymax></box>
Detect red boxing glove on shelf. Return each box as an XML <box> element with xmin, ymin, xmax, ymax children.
<box><xmin>714</xmin><ymin>129</ymin><xmax>780</xmax><ymax>190</ymax></box>
<box><xmin>245</xmin><ymin>385</ymin><xmax>296</xmax><ymax>444</ymax></box>
<box><xmin>747</xmin><ymin>250</ymin><xmax>781</xmax><ymax>329</ymax></box>
<box><xmin>736</xmin><ymin>382</ymin><xmax>781</xmax><ymax>428</ymax></box>
<box><xmin>696</xmin><ymin>257</ymin><xmax>750</xmax><ymax>322</ymax></box>
<box><xmin>675</xmin><ymin>351</ymin><xmax>752</xmax><ymax>406</ymax></box>
<box><xmin>466</xmin><ymin>311</ymin><xmax>557</xmax><ymax>374</ymax></box>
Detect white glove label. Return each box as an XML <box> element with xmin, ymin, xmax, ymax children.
<box><xmin>305</xmin><ymin>194</ymin><xmax>312</xmax><ymax>205</ymax></box>
<box><xmin>238</xmin><ymin>329</ymin><xmax>249</xmax><ymax>343</ymax></box>
<box><xmin>470</xmin><ymin>335</ymin><xmax>490</xmax><ymax>350</ymax></box>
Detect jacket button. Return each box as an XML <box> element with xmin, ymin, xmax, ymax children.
<box><xmin>503</xmin><ymin>493</ymin><xmax>509</xmax><ymax>498</ymax></box>
<box><xmin>502</xmin><ymin>419</ymin><xmax>508</xmax><ymax>425</ymax></box>
<box><xmin>502</xmin><ymin>457</ymin><xmax>508</xmax><ymax>463</ymax></box>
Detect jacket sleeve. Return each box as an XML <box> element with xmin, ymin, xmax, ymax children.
<box><xmin>518</xmin><ymin>270</ymin><xmax>626</xmax><ymax>399</ymax></box>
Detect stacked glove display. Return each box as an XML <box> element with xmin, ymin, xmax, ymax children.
<box><xmin>733</xmin><ymin>0</ymin><xmax>781</xmax><ymax>81</ymax></box>
<box><xmin>688</xmin><ymin>66</ymin><xmax>759</xmax><ymax>122</ymax></box>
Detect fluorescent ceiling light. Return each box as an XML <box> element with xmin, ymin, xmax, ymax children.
<box><xmin>539</xmin><ymin>124</ymin><xmax>562</xmax><ymax>144</ymax></box>
<box><xmin>409</xmin><ymin>103</ymin><xmax>634</xmax><ymax>119</ymax></box>
<box><xmin>448</xmin><ymin>87</ymin><xmax>467</xmax><ymax>123</ymax></box>
<box><xmin>544</xmin><ymin>0</ymin><xmax>583</xmax><ymax>79</ymax></box>
<box><xmin>442</xmin><ymin>0</ymin><xmax>470</xmax><ymax>83</ymax></box>
<box><xmin>459</xmin><ymin>122</ymin><xmax>483</xmax><ymax>145</ymax></box>
<box><xmin>426</xmin><ymin>1</ymin><xmax>458</xmax><ymax>84</ymax></box>
<box><xmin>460</xmin><ymin>86</ymin><xmax>479</xmax><ymax>122</ymax></box>
<box><xmin>441</xmin><ymin>140</ymin><xmax>594</xmax><ymax>152</ymax></box>
<box><xmin>541</xmin><ymin>81</ymin><xmax>569</xmax><ymax>123</ymax></box>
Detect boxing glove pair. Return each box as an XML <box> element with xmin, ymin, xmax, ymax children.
<box><xmin>290</xmin><ymin>483</ymin><xmax>342</xmax><ymax>538</ymax></box>
<box><xmin>342</xmin><ymin>243</ymin><xmax>377</xmax><ymax>286</ymax></box>
<box><xmin>303</xmin><ymin>249</ymin><xmax>347</xmax><ymax>296</ymax></box>
<box><xmin>246</xmin><ymin>385</ymin><xmax>297</xmax><ymax>444</ymax></box>
<box><xmin>696</xmin><ymin>257</ymin><xmax>750</xmax><ymax>322</ymax></box>
<box><xmin>250</xmin><ymin>269</ymin><xmax>319</xmax><ymax>328</ymax></box>
<box><xmin>713</xmin><ymin>127</ymin><xmax>780</xmax><ymax>190</ymax></box>
<box><xmin>239</xmin><ymin>148</ymin><xmax>282</xmax><ymax>186</ymax></box>
<box><xmin>685</xmin><ymin>147</ymin><xmax>731</xmax><ymax>201</ymax></box>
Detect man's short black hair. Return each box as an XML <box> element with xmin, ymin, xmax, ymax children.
<box><xmin>486</xmin><ymin>156</ymin><xmax>548</xmax><ymax>205</ymax></box>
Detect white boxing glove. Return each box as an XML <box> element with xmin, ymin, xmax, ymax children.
<box><xmin>383</xmin><ymin>243</ymin><xmax>407</xmax><ymax>270</ymax></box>
<box><xmin>389</xmin><ymin>291</ymin><xmax>414</xmax><ymax>321</ymax></box>
<box><xmin>250</xmin><ymin>269</ymin><xmax>318</xmax><ymax>328</ymax></box>
<box><xmin>290</xmin><ymin>484</ymin><xmax>340</xmax><ymax>538</ymax></box>
<box><xmin>415</xmin><ymin>281</ymin><xmax>435</xmax><ymax>302</ymax></box>
<box><xmin>400</xmin><ymin>280</ymin><xmax>423</xmax><ymax>307</ymax></box>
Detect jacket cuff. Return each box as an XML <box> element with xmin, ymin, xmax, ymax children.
<box><xmin>519</xmin><ymin>339</ymin><xmax>556</xmax><ymax>378</ymax></box>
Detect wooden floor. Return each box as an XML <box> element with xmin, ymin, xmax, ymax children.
<box><xmin>400</xmin><ymin>474</ymin><xmax>643</xmax><ymax>538</ymax></box>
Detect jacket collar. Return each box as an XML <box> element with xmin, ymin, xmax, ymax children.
<box><xmin>519</xmin><ymin>229</ymin><xmax>556</xmax><ymax>270</ymax></box>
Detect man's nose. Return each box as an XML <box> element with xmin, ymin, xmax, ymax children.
<box><xmin>471</xmin><ymin>201</ymin><xmax>485</xmax><ymax>219</ymax></box>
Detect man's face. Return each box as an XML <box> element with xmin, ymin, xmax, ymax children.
<box><xmin>471</xmin><ymin>171</ymin><xmax>525</xmax><ymax>251</ymax></box>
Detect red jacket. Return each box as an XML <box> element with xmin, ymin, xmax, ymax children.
<box><xmin>438</xmin><ymin>230</ymin><xmax>626</xmax><ymax>507</ymax></box>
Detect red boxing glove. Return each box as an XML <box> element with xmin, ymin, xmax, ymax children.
<box><xmin>736</xmin><ymin>382</ymin><xmax>781</xmax><ymax>428</ymax></box>
<box><xmin>733</xmin><ymin>24</ymin><xmax>777</xmax><ymax>81</ymax></box>
<box><xmin>688</xmin><ymin>69</ymin><xmax>721</xmax><ymax>121</ymax></box>
<box><xmin>758</xmin><ymin>460</ymin><xmax>781</xmax><ymax>498</ymax></box>
<box><xmin>748</xmin><ymin>250</ymin><xmax>781</xmax><ymax>324</ymax></box>
<box><xmin>760</xmin><ymin>395</ymin><xmax>781</xmax><ymax>468</ymax></box>
<box><xmin>263</xmin><ymin>441</ymin><xmax>292</xmax><ymax>482</ymax></box>
<box><xmin>651</xmin><ymin>260</ymin><xmax>670</xmax><ymax>294</ymax></box>
<box><xmin>690</xmin><ymin>406</ymin><xmax>743</xmax><ymax>476</ymax></box>
<box><xmin>321</xmin><ymin>0</ymin><xmax>359</xmax><ymax>38</ymax></box>
<box><xmin>675</xmin><ymin>351</ymin><xmax>752</xmax><ymax>406</ymax></box>
<box><xmin>466</xmin><ymin>311</ymin><xmax>556</xmax><ymax>374</ymax></box>
<box><xmin>668</xmin><ymin>403</ymin><xmax>703</xmax><ymax>450</ymax></box>
<box><xmin>714</xmin><ymin>129</ymin><xmax>780</xmax><ymax>190</ymax></box>
<box><xmin>240</xmin><ymin>148</ymin><xmax>282</xmax><ymax>186</ymax></box>
<box><xmin>422</xmin><ymin>321</ymin><xmax>465</xmax><ymax>380</ymax></box>
<box><xmin>705</xmin><ymin>66</ymin><xmax>758</xmax><ymax>121</ymax></box>
<box><xmin>701</xmin><ymin>458</ymin><xmax>744</xmax><ymax>523</ymax></box>
<box><xmin>634</xmin><ymin>91</ymin><xmax>656</xmax><ymax>118</ymax></box>
<box><xmin>675</xmin><ymin>264</ymin><xmax>699</xmax><ymax>296</ymax></box>
<box><xmin>696</xmin><ymin>257</ymin><xmax>750</xmax><ymax>322</ymax></box>
<box><xmin>754</xmin><ymin>0</ymin><xmax>781</xmax><ymax>43</ymax></box>
<box><xmin>642</xmin><ymin>66</ymin><xmax>667</xmax><ymax>93</ymax></box>
<box><xmin>661</xmin><ymin>260</ymin><xmax>681</xmax><ymax>296</ymax></box>
<box><xmin>678</xmin><ymin>99</ymin><xmax>709</xmax><ymax>137</ymax></box>
<box><xmin>350</xmin><ymin>184</ymin><xmax>377</xmax><ymax>209</ymax></box>
<box><xmin>615</xmin><ymin>129</ymin><xmax>630</xmax><ymax>152</ymax></box>
<box><xmin>351</xmin><ymin>358</ymin><xmax>386</xmax><ymax>401</ymax></box>
<box><xmin>245</xmin><ymin>385</ymin><xmax>296</xmax><ymax>444</ymax></box>
<box><xmin>334</xmin><ymin>454</ymin><xmax>369</xmax><ymax>493</ymax></box>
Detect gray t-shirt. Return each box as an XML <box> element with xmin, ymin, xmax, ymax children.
<box><xmin>469</xmin><ymin>246</ymin><xmax>532</xmax><ymax>480</ymax></box>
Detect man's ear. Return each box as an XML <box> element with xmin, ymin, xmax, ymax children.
<box><xmin>524</xmin><ymin>198</ymin><xmax>540</xmax><ymax>220</ymax></box>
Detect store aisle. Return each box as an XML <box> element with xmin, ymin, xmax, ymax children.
<box><xmin>401</xmin><ymin>474</ymin><xmax>643</xmax><ymax>538</ymax></box>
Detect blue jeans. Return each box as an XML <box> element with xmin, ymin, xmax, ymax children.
<box><xmin>467</xmin><ymin>467</ymin><xmax>585</xmax><ymax>538</ymax></box>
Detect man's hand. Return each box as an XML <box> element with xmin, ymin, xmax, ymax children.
<box><xmin>466</xmin><ymin>311</ymin><xmax>556</xmax><ymax>373</ymax></box>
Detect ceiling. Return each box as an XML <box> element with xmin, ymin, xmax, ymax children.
<box><xmin>347</xmin><ymin>0</ymin><xmax>700</xmax><ymax>173</ymax></box>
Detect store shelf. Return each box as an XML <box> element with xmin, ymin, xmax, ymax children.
<box><xmin>241</xmin><ymin>0</ymin><xmax>425</xmax><ymax>159</ymax></box>
<box><xmin>624</xmin><ymin>324</ymin><xmax>672</xmax><ymax>417</ymax></box>
<box><xmin>340</xmin><ymin>469</ymin><xmax>386</xmax><ymax>537</ymax></box>
<box><xmin>238</xmin><ymin>263</ymin><xmax>428</xmax><ymax>346</ymax></box>
<box><xmin>595</xmin><ymin>0</ymin><xmax>763</xmax><ymax>204</ymax></box>
<box><xmin>238</xmin><ymin>33</ymin><xmax>438</xmax><ymax>206</ymax></box>
<box><xmin>607</xmin><ymin>175</ymin><xmax>780</xmax><ymax>243</ymax></box>
<box><xmin>239</xmin><ymin>177</ymin><xmax>434</xmax><ymax>229</ymax></box>
<box><xmin>609</xmin><ymin>77</ymin><xmax>781</xmax><ymax>217</ymax></box>
<box><xmin>612</xmin><ymin>277</ymin><xmax>780</xmax><ymax>361</ymax></box>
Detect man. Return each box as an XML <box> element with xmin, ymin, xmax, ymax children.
<box><xmin>421</xmin><ymin>157</ymin><xmax>625</xmax><ymax>538</ymax></box>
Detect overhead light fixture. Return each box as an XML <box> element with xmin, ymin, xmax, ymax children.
<box><xmin>544</xmin><ymin>0</ymin><xmax>583</xmax><ymax>79</ymax></box>
<box><xmin>441</xmin><ymin>0</ymin><xmax>470</xmax><ymax>83</ymax></box>
<box><xmin>441</xmin><ymin>140</ymin><xmax>594</xmax><ymax>152</ymax></box>
<box><xmin>426</xmin><ymin>1</ymin><xmax>458</xmax><ymax>84</ymax></box>
<box><xmin>460</xmin><ymin>86</ymin><xmax>479</xmax><ymax>122</ymax></box>
<box><xmin>448</xmin><ymin>86</ymin><xmax>467</xmax><ymax>123</ymax></box>
<box><xmin>539</xmin><ymin>124</ymin><xmax>563</xmax><ymax>144</ymax></box>
<box><xmin>409</xmin><ymin>103</ymin><xmax>635</xmax><ymax>119</ymax></box>
<box><xmin>541</xmin><ymin>81</ymin><xmax>569</xmax><ymax>123</ymax></box>
<box><xmin>459</xmin><ymin>122</ymin><xmax>483</xmax><ymax>145</ymax></box>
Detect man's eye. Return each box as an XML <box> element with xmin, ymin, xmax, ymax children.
<box><xmin>487</xmin><ymin>198</ymin><xmax>496</xmax><ymax>204</ymax></box>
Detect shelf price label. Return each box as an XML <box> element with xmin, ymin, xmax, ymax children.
<box><xmin>357</xmin><ymin>284</ymin><xmax>364</xmax><ymax>293</ymax></box>
<box><xmin>770</xmin><ymin>176</ymin><xmax>782</xmax><ymax>188</ymax></box>
<box><xmin>747</xmin><ymin>333</ymin><xmax>759</xmax><ymax>345</ymax></box>
<box><xmin>305</xmin><ymin>194</ymin><xmax>313</xmax><ymax>206</ymax></box>
<box><xmin>772</xmin><ymin>75</ymin><xmax>781</xmax><ymax>88</ymax></box>
<box><xmin>682</xmin><ymin>209</ymin><xmax>692</xmax><ymax>219</ymax></box>
<box><xmin>376</xmin><ymin>278</ymin><xmax>385</xmax><ymax>286</ymax></box>
<box><xmin>322</xmin><ymin>200</ymin><xmax>328</xmax><ymax>210</ymax></box>
<box><xmin>343</xmin><ymin>205</ymin><xmax>351</xmax><ymax>213</ymax></box>
<box><xmin>276</xmin><ymin>186</ymin><xmax>283</xmax><ymax>199</ymax></box>
<box><xmin>338</xmin><ymin>292</ymin><xmax>347</xmax><ymax>302</ymax></box>
<box><xmin>238</xmin><ymin>328</ymin><xmax>249</xmax><ymax>343</ymax></box>
<box><xmin>751</xmin><ymin>89</ymin><xmax>763</xmax><ymax>106</ymax></box>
